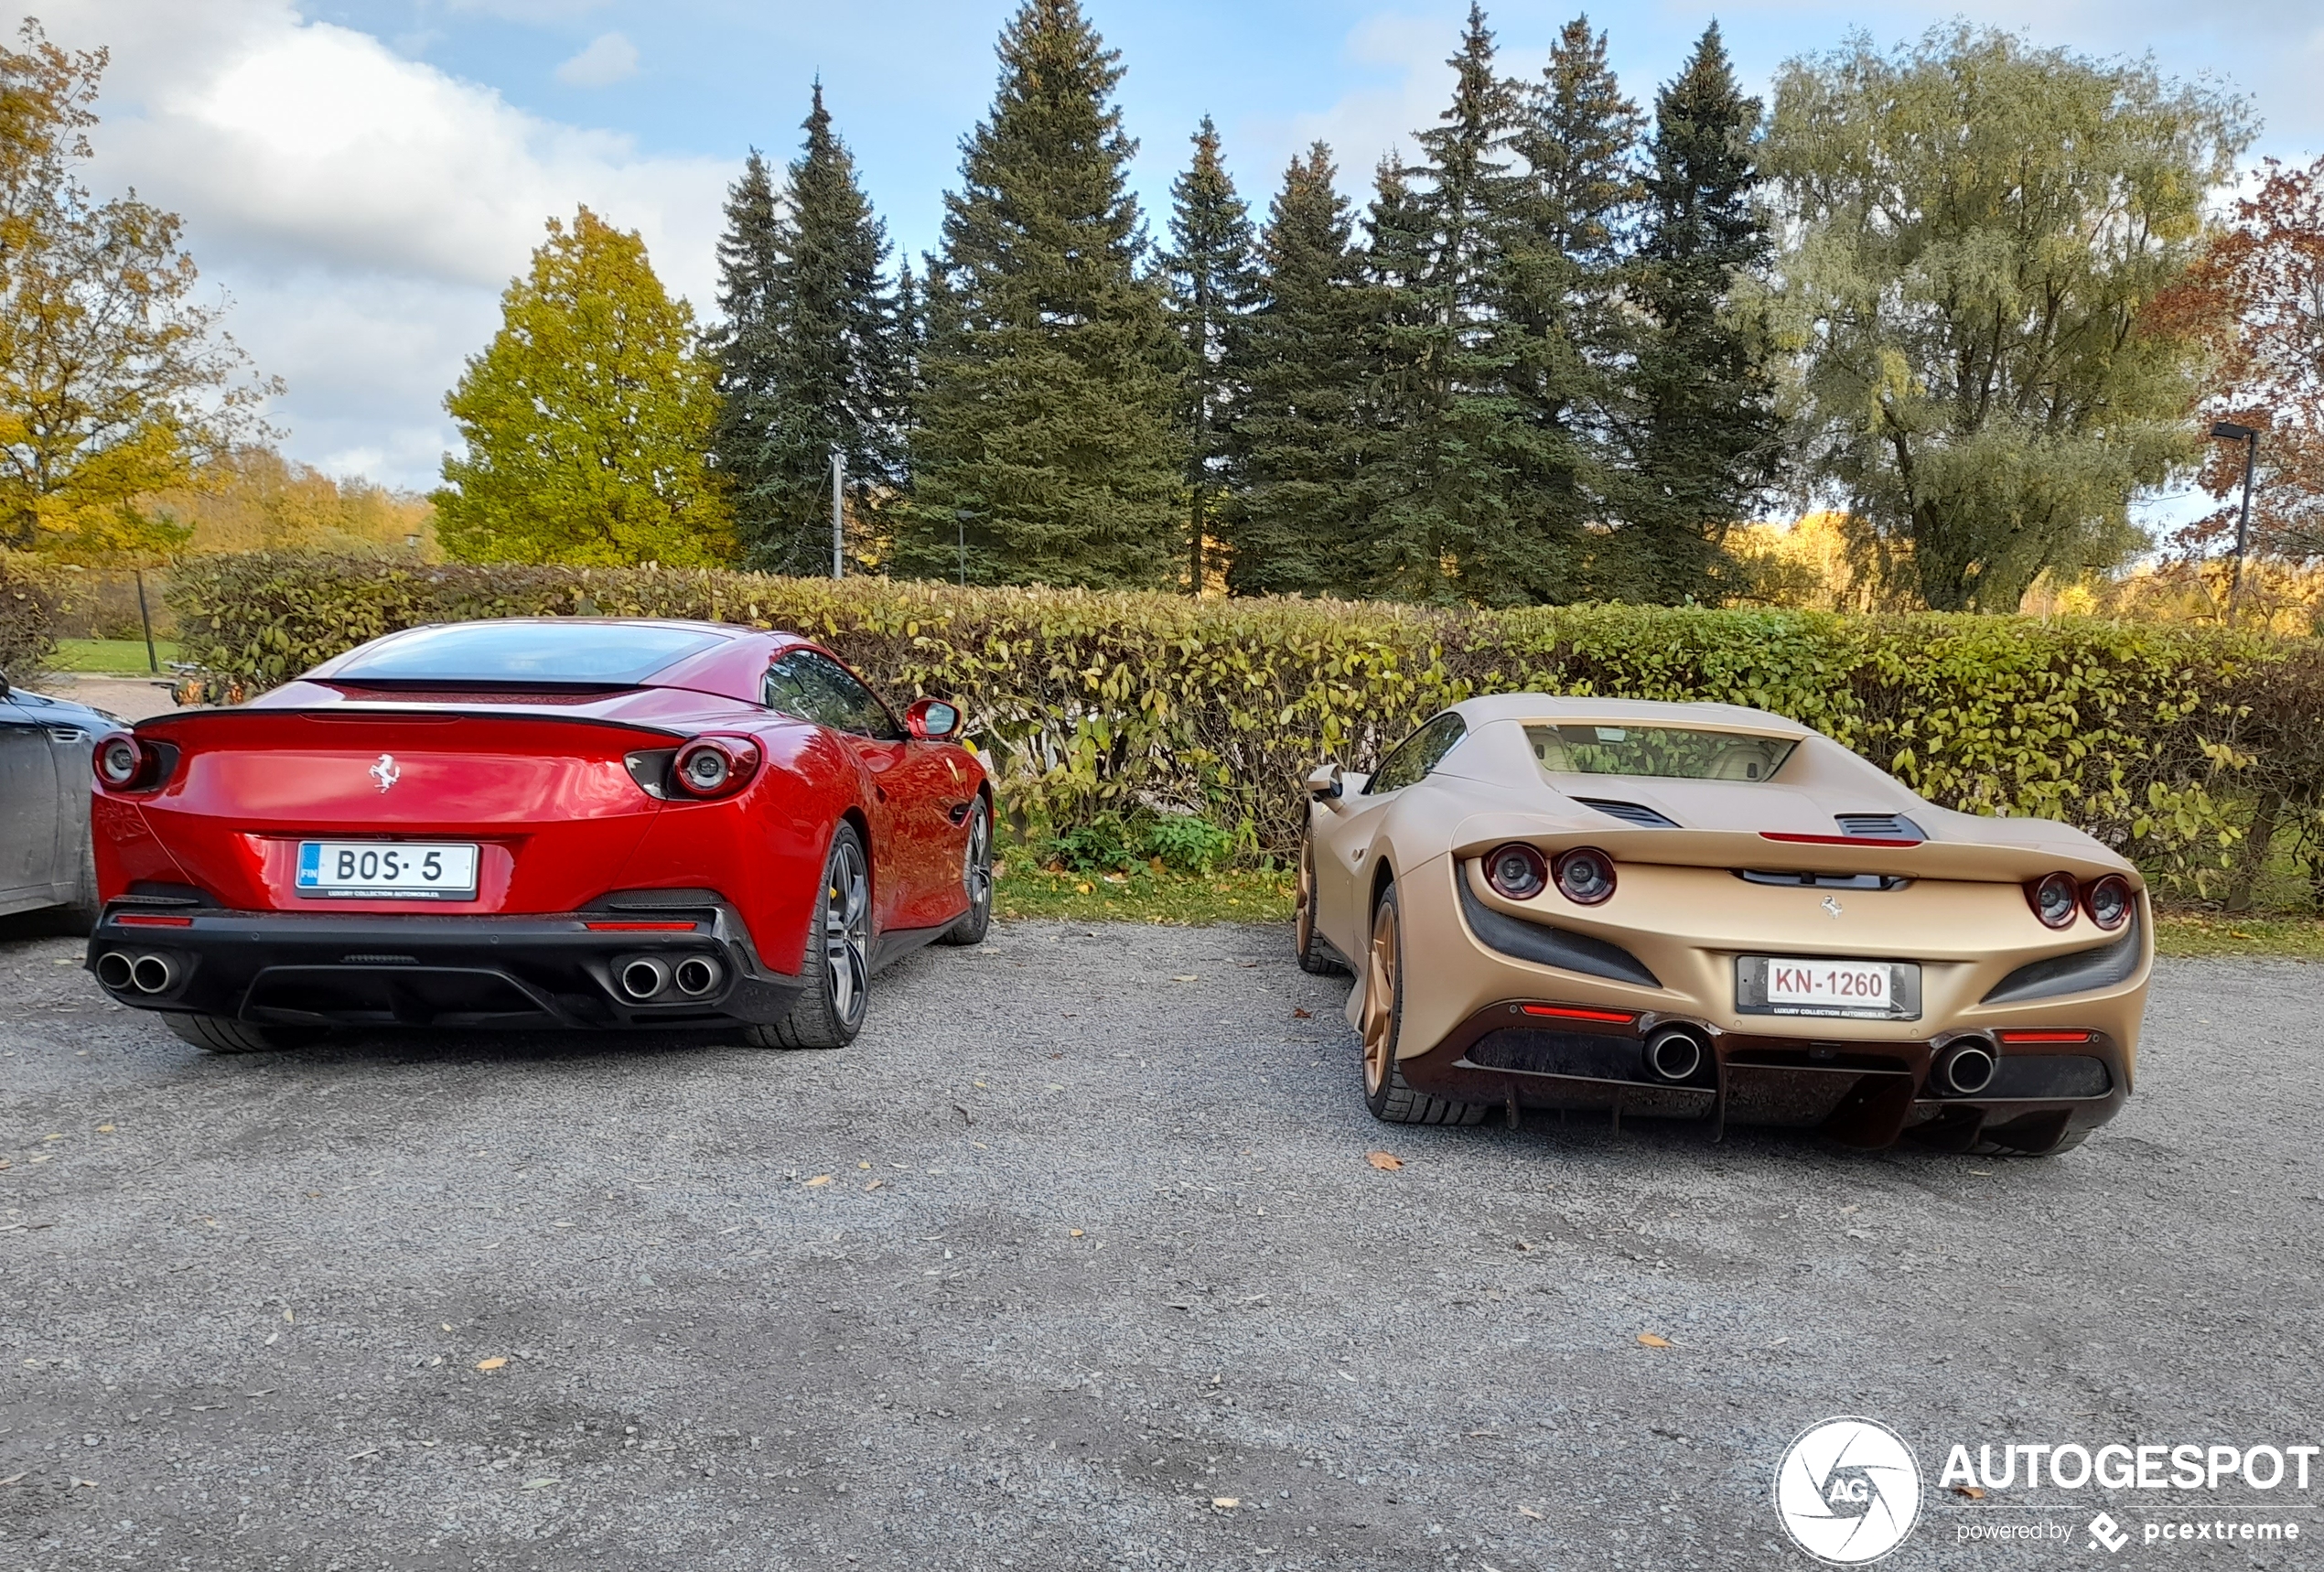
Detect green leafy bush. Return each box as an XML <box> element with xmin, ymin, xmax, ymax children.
<box><xmin>167</xmin><ymin>552</ymin><xmax>2313</xmax><ymax>894</ymax></box>
<box><xmin>0</xmin><ymin>552</ymin><xmax>61</xmax><ymax>675</ymax></box>
<box><xmin>1146</xmin><ymin>813</ymin><xmax>1235</xmax><ymax>874</ymax></box>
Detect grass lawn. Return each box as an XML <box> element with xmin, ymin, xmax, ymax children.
<box><xmin>994</xmin><ymin>853</ymin><xmax>2321</xmax><ymax>959</ymax></box>
<box><xmin>49</xmin><ymin>638</ymin><xmax>181</xmax><ymax>673</ymax></box>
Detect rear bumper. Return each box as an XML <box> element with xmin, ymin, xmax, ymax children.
<box><xmin>1401</xmin><ymin>1002</ymin><xmax>2129</xmax><ymax>1155</ymax></box>
<box><xmin>85</xmin><ymin>895</ymin><xmax>804</xmax><ymax>1030</ymax></box>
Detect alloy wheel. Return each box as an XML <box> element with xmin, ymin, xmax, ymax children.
<box><xmin>824</xmin><ymin>837</ymin><xmax>872</xmax><ymax>1028</ymax></box>
<box><xmin>1361</xmin><ymin>897</ymin><xmax>1399</xmax><ymax>1096</ymax></box>
<box><xmin>963</xmin><ymin>802</ymin><xmax>993</xmax><ymax>916</ymax></box>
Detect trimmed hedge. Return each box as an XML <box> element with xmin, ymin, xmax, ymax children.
<box><xmin>0</xmin><ymin>552</ymin><xmax>61</xmax><ymax>675</ymax></box>
<box><xmin>168</xmin><ymin>552</ymin><xmax>2317</xmax><ymax>892</ymax></box>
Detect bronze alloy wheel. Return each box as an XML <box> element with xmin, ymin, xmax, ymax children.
<box><xmin>1360</xmin><ymin>884</ymin><xmax>1487</xmax><ymax>1126</ymax></box>
<box><xmin>1294</xmin><ymin>832</ymin><xmax>1340</xmax><ymax>974</ymax></box>
<box><xmin>1361</xmin><ymin>892</ymin><xmax>1401</xmax><ymax>1100</ymax></box>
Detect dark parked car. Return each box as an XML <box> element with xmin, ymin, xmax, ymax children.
<box><xmin>0</xmin><ymin>673</ymin><xmax>106</xmax><ymax>931</ymax></box>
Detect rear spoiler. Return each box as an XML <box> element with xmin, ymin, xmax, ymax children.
<box><xmin>133</xmin><ymin>705</ymin><xmax>691</xmax><ymax>745</ymax></box>
<box><xmin>1445</xmin><ymin>813</ymin><xmax>2136</xmax><ymax>888</ymax></box>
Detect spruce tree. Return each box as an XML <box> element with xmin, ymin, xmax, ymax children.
<box><xmin>1160</xmin><ymin>116</ymin><xmax>1257</xmax><ymax>593</ymax></box>
<box><xmin>1501</xmin><ymin>14</ymin><xmax>1642</xmax><ymax>597</ymax></box>
<box><xmin>709</xmin><ymin>86</ymin><xmax>907</xmax><ymax>575</ymax></box>
<box><xmin>1358</xmin><ymin>5</ymin><xmax>1563</xmax><ymax>604</ymax></box>
<box><xmin>1221</xmin><ymin>142</ymin><xmax>1375</xmax><ymax>597</ymax></box>
<box><xmin>1625</xmin><ymin>23</ymin><xmax>1780</xmax><ymax>600</ymax></box>
<box><xmin>898</xmin><ymin>0</ymin><xmax>1184</xmax><ymax>588</ymax></box>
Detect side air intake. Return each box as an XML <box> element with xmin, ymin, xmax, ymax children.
<box><xmin>1574</xmin><ymin>798</ymin><xmax>1679</xmax><ymax>830</ymax></box>
<box><xmin>1834</xmin><ymin>813</ymin><xmax>1925</xmax><ymax>843</ymax></box>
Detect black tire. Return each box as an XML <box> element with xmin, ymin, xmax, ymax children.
<box><xmin>936</xmin><ymin>797</ymin><xmax>992</xmax><ymax>947</ymax></box>
<box><xmin>1294</xmin><ymin>830</ymin><xmax>1343</xmax><ymax>974</ymax></box>
<box><xmin>45</xmin><ymin>833</ymin><xmax>99</xmax><ymax>937</ymax></box>
<box><xmin>164</xmin><ymin>1014</ymin><xmax>327</xmax><ymax>1054</ymax></box>
<box><xmin>745</xmin><ymin>823</ymin><xmax>871</xmax><ymax>1050</ymax></box>
<box><xmin>1359</xmin><ymin>884</ymin><xmax>1486</xmax><ymax>1126</ymax></box>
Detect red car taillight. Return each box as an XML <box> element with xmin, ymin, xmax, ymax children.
<box><xmin>92</xmin><ymin>731</ymin><xmax>173</xmax><ymax>791</ymax></box>
<box><xmin>2027</xmin><ymin>871</ymin><xmax>2079</xmax><ymax>929</ymax></box>
<box><xmin>672</xmin><ymin>737</ymin><xmax>760</xmax><ymax>800</ymax></box>
<box><xmin>1552</xmin><ymin>846</ymin><xmax>1616</xmax><ymax>905</ymax></box>
<box><xmin>2083</xmin><ymin>874</ymin><xmax>2132</xmax><ymax>931</ymax></box>
<box><xmin>1485</xmin><ymin>843</ymin><xmax>1548</xmax><ymax>899</ymax></box>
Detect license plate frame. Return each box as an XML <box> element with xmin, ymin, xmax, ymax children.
<box><xmin>1735</xmin><ymin>955</ymin><xmax>1921</xmax><ymax>1021</ymax></box>
<box><xmin>295</xmin><ymin>841</ymin><xmax>480</xmax><ymax>900</ymax></box>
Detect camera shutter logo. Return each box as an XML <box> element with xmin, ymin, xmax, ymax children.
<box><xmin>1773</xmin><ymin>1416</ymin><xmax>1922</xmax><ymax>1564</ymax></box>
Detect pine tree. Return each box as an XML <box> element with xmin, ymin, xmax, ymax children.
<box><xmin>709</xmin><ymin>85</ymin><xmax>907</xmax><ymax>576</ymax></box>
<box><xmin>437</xmin><ymin>208</ymin><xmax>729</xmax><ymax>565</ymax></box>
<box><xmin>1624</xmin><ymin>23</ymin><xmax>1781</xmax><ymax>600</ymax></box>
<box><xmin>1358</xmin><ymin>5</ymin><xmax>1561</xmax><ymax>604</ymax></box>
<box><xmin>1501</xmin><ymin>14</ymin><xmax>1643</xmax><ymax>597</ymax></box>
<box><xmin>1160</xmin><ymin>116</ymin><xmax>1257</xmax><ymax>593</ymax></box>
<box><xmin>1221</xmin><ymin>142</ymin><xmax>1375</xmax><ymax>597</ymax></box>
<box><xmin>898</xmin><ymin>0</ymin><xmax>1184</xmax><ymax>588</ymax></box>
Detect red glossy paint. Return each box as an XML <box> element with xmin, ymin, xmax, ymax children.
<box><xmin>93</xmin><ymin>625</ymin><xmax>988</xmax><ymax>979</ymax></box>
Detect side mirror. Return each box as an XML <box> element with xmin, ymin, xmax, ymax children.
<box><xmin>1303</xmin><ymin>762</ymin><xmax>1347</xmax><ymax>811</ymax></box>
<box><xmin>906</xmin><ymin>696</ymin><xmax>963</xmax><ymax>741</ymax></box>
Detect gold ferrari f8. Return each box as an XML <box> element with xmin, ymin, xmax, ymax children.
<box><xmin>1295</xmin><ymin>696</ymin><xmax>2150</xmax><ymax>1155</ymax></box>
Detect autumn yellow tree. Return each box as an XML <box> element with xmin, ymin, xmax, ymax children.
<box><xmin>0</xmin><ymin>23</ymin><xmax>274</xmax><ymax>562</ymax></box>
<box><xmin>437</xmin><ymin>208</ymin><xmax>730</xmax><ymax>565</ymax></box>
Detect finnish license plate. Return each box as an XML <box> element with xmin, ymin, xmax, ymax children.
<box><xmin>296</xmin><ymin>841</ymin><xmax>479</xmax><ymax>899</ymax></box>
<box><xmin>1736</xmin><ymin>955</ymin><xmax>1921</xmax><ymax>1020</ymax></box>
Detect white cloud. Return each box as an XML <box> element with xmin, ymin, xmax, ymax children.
<box><xmin>444</xmin><ymin>0</ymin><xmax>610</xmax><ymax>20</ymax></box>
<box><xmin>554</xmin><ymin>32</ymin><xmax>640</xmax><ymax>90</ymax></box>
<box><xmin>31</xmin><ymin>0</ymin><xmax>731</xmax><ymax>490</ymax></box>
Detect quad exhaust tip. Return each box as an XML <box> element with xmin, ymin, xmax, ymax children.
<box><xmin>1937</xmin><ymin>1039</ymin><xmax>1998</xmax><ymax>1096</ymax></box>
<box><xmin>1644</xmin><ymin>1025</ymin><xmax>1707</xmax><ymax>1083</ymax></box>
<box><xmin>617</xmin><ymin>957</ymin><xmax>671</xmax><ymax>1001</ymax></box>
<box><xmin>98</xmin><ymin>951</ymin><xmax>178</xmax><ymax>995</ymax></box>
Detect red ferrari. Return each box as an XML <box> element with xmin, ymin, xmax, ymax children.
<box><xmin>81</xmin><ymin>619</ymin><xmax>993</xmax><ymax>1053</ymax></box>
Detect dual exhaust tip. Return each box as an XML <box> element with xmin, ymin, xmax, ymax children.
<box><xmin>96</xmin><ymin>950</ymin><xmax>178</xmax><ymax>996</ymax></box>
<box><xmin>615</xmin><ymin>953</ymin><xmax>724</xmax><ymax>1004</ymax></box>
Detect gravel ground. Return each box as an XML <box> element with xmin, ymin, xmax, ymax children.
<box><xmin>0</xmin><ymin>920</ymin><xmax>2319</xmax><ymax>1571</ymax></box>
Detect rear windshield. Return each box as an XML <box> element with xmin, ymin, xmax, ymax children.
<box><xmin>1526</xmin><ymin>723</ymin><xmax>1798</xmax><ymax>782</ymax></box>
<box><xmin>330</xmin><ymin>622</ymin><xmax>726</xmax><ymax>686</ymax></box>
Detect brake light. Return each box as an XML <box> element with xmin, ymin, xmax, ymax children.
<box><xmin>92</xmin><ymin>732</ymin><xmax>173</xmax><ymax>791</ymax></box>
<box><xmin>113</xmin><ymin>913</ymin><xmax>194</xmax><ymax>928</ymax></box>
<box><xmin>672</xmin><ymin>737</ymin><xmax>760</xmax><ymax>800</ymax></box>
<box><xmin>1759</xmin><ymin>832</ymin><xmax>1921</xmax><ymax>848</ymax></box>
<box><xmin>2027</xmin><ymin>871</ymin><xmax>2079</xmax><ymax>929</ymax></box>
<box><xmin>584</xmin><ymin>921</ymin><xmax>699</xmax><ymax>932</ymax></box>
<box><xmin>1521</xmin><ymin>1004</ymin><xmax>1637</xmax><ymax>1024</ymax></box>
<box><xmin>1552</xmin><ymin>847</ymin><xmax>1616</xmax><ymax>905</ymax></box>
<box><xmin>1996</xmin><ymin>1029</ymin><xmax>2093</xmax><ymax>1044</ymax></box>
<box><xmin>2083</xmin><ymin>874</ymin><xmax>2132</xmax><ymax>931</ymax></box>
<box><xmin>1485</xmin><ymin>843</ymin><xmax>1549</xmax><ymax>899</ymax></box>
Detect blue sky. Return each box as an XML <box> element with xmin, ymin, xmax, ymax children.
<box><xmin>44</xmin><ymin>0</ymin><xmax>2324</xmax><ymax>491</ymax></box>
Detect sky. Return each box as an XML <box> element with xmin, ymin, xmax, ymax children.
<box><xmin>35</xmin><ymin>0</ymin><xmax>2324</xmax><ymax>493</ymax></box>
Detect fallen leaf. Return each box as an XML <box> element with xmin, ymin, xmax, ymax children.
<box><xmin>864</xmin><ymin>1179</ymin><xmax>883</xmax><ymax>1191</ymax></box>
<box><xmin>2231</xmin><ymin>930</ymin><xmax>2254</xmax><ymax>940</ymax></box>
<box><xmin>95</xmin><ymin>1125</ymin><xmax>113</xmax><ymax>1134</ymax></box>
<box><xmin>283</xmin><ymin>1310</ymin><xmax>294</xmax><ymax>1323</ymax></box>
<box><xmin>1365</xmin><ymin>1151</ymin><xmax>1403</xmax><ymax>1171</ymax></box>
<box><xmin>1512</xmin><ymin>1240</ymin><xmax>1532</xmax><ymax>1252</ymax></box>
<box><xmin>475</xmin><ymin>1357</ymin><xmax>507</xmax><ymax>1372</ymax></box>
<box><xmin>42</xmin><ymin>1134</ymin><xmax>61</xmax><ymax>1142</ymax></box>
<box><xmin>522</xmin><ymin>1477</ymin><xmax>561</xmax><ymax>1491</ymax></box>
<box><xmin>1517</xmin><ymin>1505</ymin><xmax>1544</xmax><ymax>1520</ymax></box>
<box><xmin>803</xmin><ymin>1175</ymin><xmax>833</xmax><ymax>1188</ymax></box>
<box><xmin>1069</xmin><ymin>1229</ymin><xmax>1084</xmax><ymax>1238</ymax></box>
<box><xmin>1075</xmin><ymin>882</ymin><xmax>1092</xmax><ymax>894</ymax></box>
<box><xmin>1292</xmin><ymin>1007</ymin><xmax>1313</xmax><ymax>1018</ymax></box>
<box><xmin>1953</xmin><ymin>1484</ymin><xmax>1985</xmax><ymax>1500</ymax></box>
<box><xmin>441</xmin><ymin>1323</ymin><xmax>453</xmax><ymax>1332</ymax></box>
<box><xmin>1637</xmin><ymin>1332</ymin><xmax>1672</xmax><ymax>1349</ymax></box>
<box><xmin>0</xmin><ymin>1473</ymin><xmax>23</xmax><ymax>1486</ymax></box>
<box><xmin>1172</xmin><ymin>974</ymin><xmax>1199</xmax><ymax>983</ymax></box>
<box><xmin>346</xmin><ymin>1448</ymin><xmax>381</xmax><ymax>1462</ymax></box>
<box><xmin>1211</xmin><ymin>1496</ymin><xmax>1239</xmax><ymax>1509</ymax></box>
<box><xmin>72</xmin><ymin>1478</ymin><xmax>96</xmax><ymax>1489</ymax></box>
<box><xmin>858</xmin><ymin>1161</ymin><xmax>872</xmax><ymax>1169</ymax></box>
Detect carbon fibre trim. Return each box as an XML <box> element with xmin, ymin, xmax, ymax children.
<box><xmin>1978</xmin><ymin>916</ymin><xmax>2142</xmax><ymax>1005</ymax></box>
<box><xmin>1454</xmin><ymin>870</ymin><xmax>1661</xmax><ymax>988</ymax></box>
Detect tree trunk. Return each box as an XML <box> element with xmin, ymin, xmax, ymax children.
<box><xmin>2224</xmin><ymin>788</ymin><xmax>2282</xmax><ymax>914</ymax></box>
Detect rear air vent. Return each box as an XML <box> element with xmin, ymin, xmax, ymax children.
<box><xmin>1575</xmin><ymin>798</ymin><xmax>1679</xmax><ymax>830</ymax></box>
<box><xmin>1834</xmin><ymin>813</ymin><xmax>1925</xmax><ymax>843</ymax></box>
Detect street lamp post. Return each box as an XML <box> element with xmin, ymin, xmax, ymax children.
<box><xmin>2209</xmin><ymin>420</ymin><xmax>2258</xmax><ymax>625</ymax></box>
<box><xmin>952</xmin><ymin>509</ymin><xmax>973</xmax><ymax>587</ymax></box>
<box><xmin>830</xmin><ymin>447</ymin><xmax>845</xmax><ymax>581</ymax></box>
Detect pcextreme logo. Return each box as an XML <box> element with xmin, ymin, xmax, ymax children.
<box><xmin>1773</xmin><ymin>1416</ymin><xmax>1923</xmax><ymax>1565</ymax></box>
